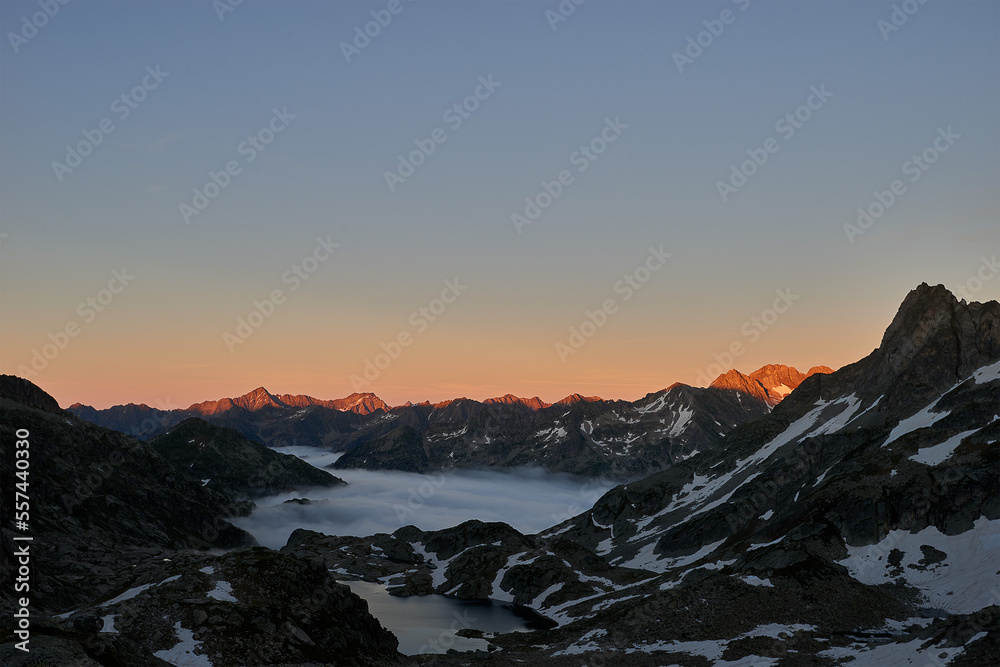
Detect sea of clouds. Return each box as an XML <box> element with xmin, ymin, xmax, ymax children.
<box><xmin>233</xmin><ymin>445</ymin><xmax>617</xmax><ymax>549</ymax></box>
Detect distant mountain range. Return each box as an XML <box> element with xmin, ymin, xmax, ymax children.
<box><xmin>3</xmin><ymin>282</ymin><xmax>997</xmax><ymax>665</ymax></box>
<box><xmin>70</xmin><ymin>388</ymin><xmax>389</xmax><ymax>419</ymax></box>
<box><xmin>66</xmin><ymin>364</ymin><xmax>828</xmax><ymax>479</ymax></box>
<box><xmin>71</xmin><ymin>369</ymin><xmax>822</xmax><ymax>421</ymax></box>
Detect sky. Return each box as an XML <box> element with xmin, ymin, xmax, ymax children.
<box><xmin>1</xmin><ymin>0</ymin><xmax>998</xmax><ymax>409</ymax></box>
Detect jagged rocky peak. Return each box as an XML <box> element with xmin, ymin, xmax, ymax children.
<box><xmin>709</xmin><ymin>364</ymin><xmax>831</xmax><ymax>406</ymax></box>
<box><xmin>186</xmin><ymin>387</ymin><xmax>388</xmax><ymax>416</ymax></box>
<box><xmin>816</xmin><ymin>282</ymin><xmax>1000</xmax><ymax>414</ymax></box>
<box><xmin>235</xmin><ymin>386</ymin><xmax>282</xmax><ymax>410</ymax></box>
<box><xmin>186</xmin><ymin>386</ymin><xmax>280</xmax><ymax>415</ymax></box>
<box><xmin>326</xmin><ymin>391</ymin><xmax>389</xmax><ymax>415</ymax></box>
<box><xmin>878</xmin><ymin>282</ymin><xmax>999</xmax><ymax>379</ymax></box>
<box><xmin>483</xmin><ymin>393</ymin><xmax>551</xmax><ymax>409</ymax></box>
<box><xmin>430</xmin><ymin>397</ymin><xmax>469</xmax><ymax>409</ymax></box>
<box><xmin>555</xmin><ymin>393</ymin><xmax>603</xmax><ymax>405</ymax></box>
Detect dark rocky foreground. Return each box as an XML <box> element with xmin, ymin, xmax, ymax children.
<box><xmin>0</xmin><ymin>376</ymin><xmax>403</xmax><ymax>666</ymax></box>
<box><xmin>0</xmin><ymin>283</ymin><xmax>998</xmax><ymax>666</ymax></box>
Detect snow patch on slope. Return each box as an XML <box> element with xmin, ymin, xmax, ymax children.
<box><xmin>909</xmin><ymin>428</ymin><xmax>979</xmax><ymax>465</ymax></box>
<box><xmin>153</xmin><ymin>622</ymin><xmax>212</xmax><ymax>666</ymax></box>
<box><xmin>883</xmin><ymin>397</ymin><xmax>952</xmax><ymax>447</ymax></box>
<box><xmin>100</xmin><ymin>575</ymin><xmax>181</xmax><ymax>607</ymax></box>
<box><xmin>972</xmin><ymin>359</ymin><xmax>1000</xmax><ymax>385</ymax></box>
<box><xmin>838</xmin><ymin>516</ymin><xmax>1000</xmax><ymax>614</ymax></box>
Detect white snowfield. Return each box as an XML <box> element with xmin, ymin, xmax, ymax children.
<box><xmin>604</xmin><ymin>360</ymin><xmax>1000</xmax><ymax>573</ymax></box>
<box><xmin>908</xmin><ymin>427</ymin><xmax>980</xmax><ymax>465</ymax></box>
<box><xmin>838</xmin><ymin>516</ymin><xmax>1000</xmax><ymax>615</ymax></box>
<box><xmin>543</xmin><ymin>360</ymin><xmax>999</xmax><ymax>662</ymax></box>
<box><xmin>972</xmin><ymin>359</ymin><xmax>1000</xmax><ymax>385</ymax></box>
<box><xmin>884</xmin><ymin>360</ymin><xmax>1000</xmax><ymax>449</ymax></box>
<box><xmin>556</xmin><ymin>623</ymin><xmax>816</xmax><ymax>661</ymax></box>
<box><xmin>599</xmin><ymin>394</ymin><xmax>867</xmax><ymax>570</ymax></box>
<box><xmin>153</xmin><ymin>621</ymin><xmax>212</xmax><ymax>666</ymax></box>
<box><xmin>101</xmin><ymin>614</ymin><xmax>117</xmax><ymax>634</ymax></box>
<box><xmin>882</xmin><ymin>398</ymin><xmax>952</xmax><ymax>447</ymax></box>
<box><xmin>818</xmin><ymin>633</ymin><xmax>967</xmax><ymax>666</ymax></box>
<box><xmin>206</xmin><ymin>579</ymin><xmax>237</xmax><ymax>602</ymax></box>
<box><xmin>99</xmin><ymin>574</ymin><xmax>181</xmax><ymax>607</ymax></box>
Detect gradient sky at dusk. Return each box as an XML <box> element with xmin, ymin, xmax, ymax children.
<box><xmin>1</xmin><ymin>0</ymin><xmax>998</xmax><ymax>409</ymax></box>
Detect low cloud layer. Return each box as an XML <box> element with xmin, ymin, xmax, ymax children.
<box><xmin>234</xmin><ymin>446</ymin><xmax>616</xmax><ymax>549</ymax></box>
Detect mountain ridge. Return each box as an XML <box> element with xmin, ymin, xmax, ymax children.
<box><xmin>710</xmin><ymin>363</ymin><xmax>834</xmax><ymax>406</ymax></box>
<box><xmin>68</xmin><ymin>361</ymin><xmax>826</xmax><ymax>424</ymax></box>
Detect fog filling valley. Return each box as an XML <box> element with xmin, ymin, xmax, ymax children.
<box><xmin>233</xmin><ymin>445</ymin><xmax>618</xmax><ymax>549</ymax></box>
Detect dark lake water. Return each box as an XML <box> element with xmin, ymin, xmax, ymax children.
<box><xmin>345</xmin><ymin>581</ymin><xmax>552</xmax><ymax>655</ymax></box>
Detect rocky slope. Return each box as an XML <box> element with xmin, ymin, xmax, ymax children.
<box><xmin>281</xmin><ymin>519</ymin><xmax>651</xmax><ymax>614</ymax></box>
<box><xmin>0</xmin><ymin>548</ymin><xmax>401</xmax><ymax>667</ymax></box>
<box><xmin>149</xmin><ymin>418</ymin><xmax>346</xmax><ymax>499</ymax></box>
<box><xmin>0</xmin><ymin>378</ymin><xmax>402</xmax><ymax>666</ymax></box>
<box><xmin>0</xmin><ymin>376</ymin><xmax>255</xmax><ymax>616</ymax></box>
<box><xmin>331</xmin><ymin>383</ymin><xmax>771</xmax><ymax>478</ymax></box>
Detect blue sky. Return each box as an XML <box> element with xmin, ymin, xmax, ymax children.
<box><xmin>1</xmin><ymin>0</ymin><xmax>997</xmax><ymax>407</ymax></box>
